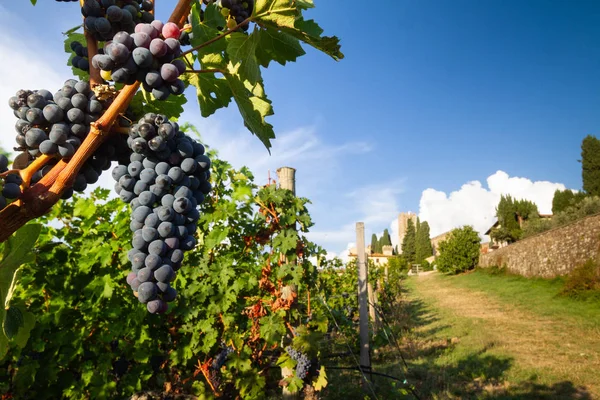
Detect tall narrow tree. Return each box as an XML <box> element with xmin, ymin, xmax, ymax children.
<box><xmin>401</xmin><ymin>219</ymin><xmax>416</xmax><ymax>264</ymax></box>
<box><xmin>380</xmin><ymin>228</ymin><xmax>392</xmax><ymax>249</ymax></box>
<box><xmin>416</xmin><ymin>220</ymin><xmax>433</xmax><ymax>262</ymax></box>
<box><xmin>370</xmin><ymin>233</ymin><xmax>378</xmax><ymax>254</ymax></box>
<box><xmin>581</xmin><ymin>135</ymin><xmax>600</xmax><ymax>196</ymax></box>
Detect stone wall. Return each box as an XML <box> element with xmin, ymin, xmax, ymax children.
<box><xmin>479</xmin><ymin>213</ymin><xmax>600</xmax><ymax>278</ymax></box>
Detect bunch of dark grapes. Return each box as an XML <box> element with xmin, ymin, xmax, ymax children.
<box><xmin>286</xmin><ymin>346</ymin><xmax>311</xmax><ymax>380</ymax></box>
<box><xmin>9</xmin><ymin>79</ymin><xmax>106</xmax><ymax>159</ymax></box>
<box><xmin>82</xmin><ymin>0</ymin><xmax>154</xmax><ymax>41</ymax></box>
<box><xmin>211</xmin><ymin>346</ymin><xmax>234</xmax><ymax>370</ymax></box>
<box><xmin>69</xmin><ymin>41</ymin><xmax>106</xmax><ymax>73</ymax></box>
<box><xmin>200</xmin><ymin>0</ymin><xmax>254</xmax><ymax>32</ymax></box>
<box><xmin>0</xmin><ymin>155</ymin><xmax>22</xmax><ymax>210</ymax></box>
<box><xmin>92</xmin><ymin>21</ymin><xmax>186</xmax><ymax>101</ymax></box>
<box><xmin>24</xmin><ymin>133</ymin><xmax>131</xmax><ymax>201</ymax></box>
<box><xmin>220</xmin><ymin>0</ymin><xmax>254</xmax><ymax>30</ymax></box>
<box><xmin>117</xmin><ymin>112</ymin><xmax>212</xmax><ymax>314</ymax></box>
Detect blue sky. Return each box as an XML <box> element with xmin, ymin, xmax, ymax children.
<box><xmin>1</xmin><ymin>1</ymin><xmax>599</xmax><ymax>257</ymax></box>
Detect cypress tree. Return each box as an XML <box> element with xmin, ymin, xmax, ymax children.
<box><xmin>380</xmin><ymin>229</ymin><xmax>392</xmax><ymax>247</ymax></box>
<box><xmin>581</xmin><ymin>135</ymin><xmax>600</xmax><ymax>196</ymax></box>
<box><xmin>370</xmin><ymin>233</ymin><xmax>378</xmax><ymax>254</ymax></box>
<box><xmin>401</xmin><ymin>219</ymin><xmax>416</xmax><ymax>264</ymax></box>
<box><xmin>416</xmin><ymin>221</ymin><xmax>433</xmax><ymax>262</ymax></box>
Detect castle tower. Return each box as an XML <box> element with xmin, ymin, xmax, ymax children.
<box><xmin>397</xmin><ymin>212</ymin><xmax>417</xmax><ymax>253</ymax></box>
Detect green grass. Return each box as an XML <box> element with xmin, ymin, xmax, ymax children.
<box><xmin>443</xmin><ymin>268</ymin><xmax>600</xmax><ymax>329</ymax></box>
<box><xmin>399</xmin><ymin>271</ymin><xmax>600</xmax><ymax>399</ymax></box>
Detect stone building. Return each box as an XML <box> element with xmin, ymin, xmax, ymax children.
<box><xmin>397</xmin><ymin>212</ymin><xmax>417</xmax><ymax>251</ymax></box>
<box><xmin>348</xmin><ymin>245</ymin><xmax>394</xmax><ymax>265</ymax></box>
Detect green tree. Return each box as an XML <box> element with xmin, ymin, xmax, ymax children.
<box><xmin>401</xmin><ymin>219</ymin><xmax>416</xmax><ymax>264</ymax></box>
<box><xmin>370</xmin><ymin>233</ymin><xmax>378</xmax><ymax>254</ymax></box>
<box><xmin>491</xmin><ymin>195</ymin><xmax>539</xmax><ymax>244</ymax></box>
<box><xmin>436</xmin><ymin>226</ymin><xmax>481</xmax><ymax>274</ymax></box>
<box><xmin>552</xmin><ymin>189</ymin><xmax>575</xmax><ymax>214</ymax></box>
<box><xmin>581</xmin><ymin>135</ymin><xmax>600</xmax><ymax>196</ymax></box>
<box><xmin>415</xmin><ymin>220</ymin><xmax>433</xmax><ymax>263</ymax></box>
<box><xmin>380</xmin><ymin>228</ymin><xmax>392</xmax><ymax>249</ymax></box>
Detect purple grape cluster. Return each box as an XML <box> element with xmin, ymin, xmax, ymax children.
<box><xmin>286</xmin><ymin>346</ymin><xmax>311</xmax><ymax>380</ymax></box>
<box><xmin>117</xmin><ymin>112</ymin><xmax>212</xmax><ymax>314</ymax></box>
<box><xmin>92</xmin><ymin>21</ymin><xmax>186</xmax><ymax>100</ymax></box>
<box><xmin>212</xmin><ymin>346</ymin><xmax>234</xmax><ymax>370</ymax></box>
<box><xmin>69</xmin><ymin>41</ymin><xmax>92</xmax><ymax>72</ymax></box>
<box><xmin>0</xmin><ymin>155</ymin><xmax>22</xmax><ymax>211</ymax></box>
<box><xmin>82</xmin><ymin>0</ymin><xmax>154</xmax><ymax>41</ymax></box>
<box><xmin>219</xmin><ymin>0</ymin><xmax>254</xmax><ymax>30</ymax></box>
<box><xmin>8</xmin><ymin>80</ymin><xmax>106</xmax><ymax>159</ymax></box>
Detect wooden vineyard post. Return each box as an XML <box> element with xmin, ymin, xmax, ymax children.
<box><xmin>277</xmin><ymin>167</ymin><xmax>299</xmax><ymax>400</ymax></box>
<box><xmin>368</xmin><ymin>282</ymin><xmax>379</xmax><ymax>334</ymax></box>
<box><xmin>356</xmin><ymin>222</ymin><xmax>372</xmax><ymax>389</ymax></box>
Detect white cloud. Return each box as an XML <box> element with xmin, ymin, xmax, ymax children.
<box><xmin>183</xmin><ymin>113</ymin><xmax>372</xmax><ymax>191</ymax></box>
<box><xmin>419</xmin><ymin>170</ymin><xmax>567</xmax><ymax>240</ymax></box>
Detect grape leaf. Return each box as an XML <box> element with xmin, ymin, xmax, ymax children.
<box><xmin>1</xmin><ymin>224</ymin><xmax>41</xmax><ymax>309</ymax></box>
<box><xmin>2</xmin><ymin>307</ymin><xmax>23</xmax><ymax>339</ymax></box>
<box><xmin>225</xmin><ymin>68</ymin><xmax>275</xmax><ymax>150</ymax></box>
<box><xmin>253</xmin><ymin>0</ymin><xmax>344</xmax><ymax>60</ymax></box>
<box><xmin>226</xmin><ymin>32</ymin><xmax>261</xmax><ymax>85</ymax></box>
<box><xmin>254</xmin><ymin>28</ymin><xmax>305</xmax><ymax>68</ymax></box>
<box><xmin>129</xmin><ymin>88</ymin><xmax>187</xmax><ymax>121</ymax></box>
<box><xmin>184</xmin><ymin>71</ymin><xmax>232</xmax><ymax>118</ymax></box>
<box><xmin>312</xmin><ymin>366</ymin><xmax>328</xmax><ymax>391</ymax></box>
<box><xmin>0</xmin><ymin>224</ymin><xmax>41</xmax><ymax>358</ymax></box>
<box><xmin>190</xmin><ymin>3</ymin><xmax>227</xmax><ymax>57</ymax></box>
<box><xmin>63</xmin><ymin>24</ymin><xmax>83</xmax><ymax>36</ymax></box>
<box><xmin>30</xmin><ymin>0</ymin><xmax>37</xmax><ymax>5</ymax></box>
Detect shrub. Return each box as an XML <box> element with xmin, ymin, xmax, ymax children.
<box><xmin>421</xmin><ymin>259</ymin><xmax>433</xmax><ymax>271</ymax></box>
<box><xmin>561</xmin><ymin>259</ymin><xmax>600</xmax><ymax>299</ymax></box>
<box><xmin>436</xmin><ymin>226</ymin><xmax>481</xmax><ymax>274</ymax></box>
<box><xmin>522</xmin><ymin>196</ymin><xmax>600</xmax><ymax>239</ymax></box>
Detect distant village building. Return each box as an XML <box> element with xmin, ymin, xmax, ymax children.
<box><xmin>484</xmin><ymin>214</ymin><xmax>553</xmax><ymax>251</ymax></box>
<box><xmin>348</xmin><ymin>245</ymin><xmax>394</xmax><ymax>265</ymax></box>
<box><xmin>429</xmin><ymin>230</ymin><xmax>452</xmax><ymax>260</ymax></box>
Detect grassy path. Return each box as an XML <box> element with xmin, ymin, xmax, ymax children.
<box><xmin>401</xmin><ymin>271</ymin><xmax>600</xmax><ymax>399</ymax></box>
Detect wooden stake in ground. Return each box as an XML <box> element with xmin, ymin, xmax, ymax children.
<box><xmin>356</xmin><ymin>222</ymin><xmax>372</xmax><ymax>389</ymax></box>
<box><xmin>277</xmin><ymin>166</ymin><xmax>299</xmax><ymax>400</ymax></box>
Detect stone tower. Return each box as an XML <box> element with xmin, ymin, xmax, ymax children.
<box><xmin>398</xmin><ymin>212</ymin><xmax>417</xmax><ymax>252</ymax></box>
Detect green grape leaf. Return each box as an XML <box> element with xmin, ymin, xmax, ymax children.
<box><xmin>253</xmin><ymin>0</ymin><xmax>344</xmax><ymax>60</ymax></box>
<box><xmin>184</xmin><ymin>71</ymin><xmax>232</xmax><ymax>118</ymax></box>
<box><xmin>286</xmin><ymin>376</ymin><xmax>305</xmax><ymax>393</ymax></box>
<box><xmin>225</xmin><ymin>69</ymin><xmax>275</xmax><ymax>150</ymax></box>
<box><xmin>2</xmin><ymin>307</ymin><xmax>23</xmax><ymax>339</ymax></box>
<box><xmin>254</xmin><ymin>28</ymin><xmax>306</xmax><ymax>68</ymax></box>
<box><xmin>30</xmin><ymin>0</ymin><xmax>37</xmax><ymax>5</ymax></box>
<box><xmin>63</xmin><ymin>24</ymin><xmax>83</xmax><ymax>36</ymax></box>
<box><xmin>259</xmin><ymin>313</ymin><xmax>286</xmax><ymax>345</ymax></box>
<box><xmin>129</xmin><ymin>88</ymin><xmax>187</xmax><ymax>121</ymax></box>
<box><xmin>1</xmin><ymin>224</ymin><xmax>41</xmax><ymax>308</ymax></box>
<box><xmin>202</xmin><ymin>3</ymin><xmax>227</xmax><ymax>30</ymax></box>
<box><xmin>190</xmin><ymin>3</ymin><xmax>227</xmax><ymax>57</ymax></box>
<box><xmin>226</xmin><ymin>32</ymin><xmax>261</xmax><ymax>85</ymax></box>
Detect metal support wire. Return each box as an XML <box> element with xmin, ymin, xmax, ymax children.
<box><xmin>318</xmin><ymin>294</ymin><xmax>380</xmax><ymax>400</ymax></box>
